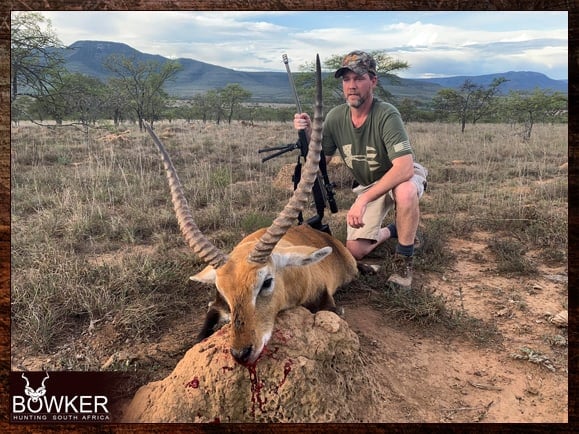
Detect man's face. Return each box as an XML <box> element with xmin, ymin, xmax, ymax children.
<box><xmin>341</xmin><ymin>71</ymin><xmax>377</xmax><ymax>109</ymax></box>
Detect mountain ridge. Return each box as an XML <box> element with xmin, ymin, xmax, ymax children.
<box><xmin>61</xmin><ymin>40</ymin><xmax>568</xmax><ymax>103</ymax></box>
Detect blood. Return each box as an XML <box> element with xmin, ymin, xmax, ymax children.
<box><xmin>272</xmin><ymin>328</ymin><xmax>293</xmax><ymax>344</ymax></box>
<box><xmin>226</xmin><ymin>343</ymin><xmax>295</xmax><ymax>418</ymax></box>
<box><xmin>185</xmin><ymin>376</ymin><xmax>199</xmax><ymax>389</ymax></box>
<box><xmin>247</xmin><ymin>362</ymin><xmax>266</xmax><ymax>417</ymax></box>
<box><xmin>280</xmin><ymin>359</ymin><xmax>293</xmax><ymax>388</ymax></box>
<box><xmin>260</xmin><ymin>345</ymin><xmax>280</xmax><ymax>360</ymax></box>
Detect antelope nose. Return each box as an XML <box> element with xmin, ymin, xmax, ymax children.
<box><xmin>230</xmin><ymin>345</ymin><xmax>253</xmax><ymax>364</ymax></box>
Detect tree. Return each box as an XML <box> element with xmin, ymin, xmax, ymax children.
<box><xmin>220</xmin><ymin>84</ymin><xmax>252</xmax><ymax>124</ymax></box>
<box><xmin>11</xmin><ymin>12</ymin><xmax>66</xmax><ymax>113</ymax></box>
<box><xmin>396</xmin><ymin>98</ymin><xmax>421</xmax><ymax>122</ymax></box>
<box><xmin>501</xmin><ymin>89</ymin><xmax>568</xmax><ymax>140</ymax></box>
<box><xmin>191</xmin><ymin>93</ymin><xmax>213</xmax><ymax>123</ymax></box>
<box><xmin>432</xmin><ymin>78</ymin><xmax>506</xmax><ymax>132</ymax></box>
<box><xmin>206</xmin><ymin>89</ymin><xmax>225</xmax><ymax>124</ymax></box>
<box><xmin>61</xmin><ymin>73</ymin><xmax>108</xmax><ymax>126</ymax></box>
<box><xmin>35</xmin><ymin>72</ymin><xmax>107</xmax><ymax>128</ymax></box>
<box><xmin>104</xmin><ymin>79</ymin><xmax>132</xmax><ymax>125</ymax></box>
<box><xmin>104</xmin><ymin>54</ymin><xmax>182</xmax><ymax>130</ymax></box>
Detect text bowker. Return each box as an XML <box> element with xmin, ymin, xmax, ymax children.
<box><xmin>12</xmin><ymin>395</ymin><xmax>110</xmax><ymax>414</ymax></box>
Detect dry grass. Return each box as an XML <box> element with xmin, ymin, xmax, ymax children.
<box><xmin>11</xmin><ymin>121</ymin><xmax>567</xmax><ymax>354</ymax></box>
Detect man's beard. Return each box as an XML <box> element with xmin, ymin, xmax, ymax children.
<box><xmin>346</xmin><ymin>94</ymin><xmax>365</xmax><ymax>108</ymax></box>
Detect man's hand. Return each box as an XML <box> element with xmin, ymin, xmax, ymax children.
<box><xmin>294</xmin><ymin>113</ymin><xmax>311</xmax><ymax>133</ymax></box>
<box><xmin>347</xmin><ymin>197</ymin><xmax>367</xmax><ymax>228</ymax></box>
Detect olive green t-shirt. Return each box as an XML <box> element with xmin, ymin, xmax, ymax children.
<box><xmin>322</xmin><ymin>99</ymin><xmax>414</xmax><ymax>186</ymax></box>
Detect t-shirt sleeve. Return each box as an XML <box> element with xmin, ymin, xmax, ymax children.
<box><xmin>380</xmin><ymin>109</ymin><xmax>413</xmax><ymax>160</ymax></box>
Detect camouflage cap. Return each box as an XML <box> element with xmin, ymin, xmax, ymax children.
<box><xmin>334</xmin><ymin>51</ymin><xmax>377</xmax><ymax>78</ymax></box>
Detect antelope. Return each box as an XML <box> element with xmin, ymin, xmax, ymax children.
<box><xmin>22</xmin><ymin>372</ymin><xmax>49</xmax><ymax>402</ymax></box>
<box><xmin>144</xmin><ymin>55</ymin><xmax>357</xmax><ymax>365</ymax></box>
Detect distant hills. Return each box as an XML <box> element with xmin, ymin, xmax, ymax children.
<box><xmin>418</xmin><ymin>71</ymin><xmax>568</xmax><ymax>93</ymax></box>
<box><xmin>60</xmin><ymin>40</ymin><xmax>568</xmax><ymax>103</ymax></box>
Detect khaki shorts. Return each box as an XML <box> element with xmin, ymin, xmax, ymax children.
<box><xmin>347</xmin><ymin>162</ymin><xmax>428</xmax><ymax>242</ymax></box>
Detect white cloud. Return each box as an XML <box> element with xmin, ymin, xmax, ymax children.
<box><xmin>36</xmin><ymin>11</ymin><xmax>568</xmax><ymax>79</ymax></box>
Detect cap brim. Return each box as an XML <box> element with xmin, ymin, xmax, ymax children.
<box><xmin>334</xmin><ymin>67</ymin><xmax>350</xmax><ymax>78</ymax></box>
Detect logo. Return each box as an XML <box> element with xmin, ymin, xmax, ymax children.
<box><xmin>341</xmin><ymin>144</ymin><xmax>381</xmax><ymax>173</ymax></box>
<box><xmin>11</xmin><ymin>372</ymin><xmax>114</xmax><ymax>423</ymax></box>
<box><xmin>22</xmin><ymin>372</ymin><xmax>50</xmax><ymax>402</ymax></box>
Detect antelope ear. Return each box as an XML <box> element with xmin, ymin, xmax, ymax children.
<box><xmin>191</xmin><ymin>265</ymin><xmax>217</xmax><ymax>283</ymax></box>
<box><xmin>272</xmin><ymin>246</ymin><xmax>332</xmax><ymax>268</ymax></box>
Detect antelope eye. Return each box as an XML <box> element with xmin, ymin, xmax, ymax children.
<box><xmin>260</xmin><ymin>277</ymin><xmax>273</xmax><ymax>295</ymax></box>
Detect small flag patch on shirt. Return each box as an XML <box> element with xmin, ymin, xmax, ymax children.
<box><xmin>393</xmin><ymin>140</ymin><xmax>411</xmax><ymax>153</ymax></box>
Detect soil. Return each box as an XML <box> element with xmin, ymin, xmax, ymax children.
<box><xmin>337</xmin><ymin>230</ymin><xmax>568</xmax><ymax>423</ymax></box>
<box><xmin>11</xmin><ymin>225</ymin><xmax>568</xmax><ymax>424</ymax></box>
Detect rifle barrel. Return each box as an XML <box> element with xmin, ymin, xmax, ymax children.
<box><xmin>260</xmin><ymin>146</ymin><xmax>296</xmax><ymax>162</ymax></box>
<box><xmin>282</xmin><ymin>54</ymin><xmax>302</xmax><ymax>114</ymax></box>
<box><xmin>258</xmin><ymin>143</ymin><xmax>296</xmax><ymax>153</ymax></box>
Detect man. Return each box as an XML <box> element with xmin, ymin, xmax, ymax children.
<box><xmin>294</xmin><ymin>50</ymin><xmax>428</xmax><ymax>289</ymax></box>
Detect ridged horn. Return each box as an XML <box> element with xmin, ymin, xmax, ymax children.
<box><xmin>248</xmin><ymin>54</ymin><xmax>324</xmax><ymax>263</ymax></box>
<box><xmin>144</xmin><ymin>121</ymin><xmax>228</xmax><ymax>269</ymax></box>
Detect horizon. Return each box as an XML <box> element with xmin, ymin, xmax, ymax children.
<box><xmin>67</xmin><ymin>39</ymin><xmax>568</xmax><ymax>83</ymax></box>
<box><xmin>35</xmin><ymin>11</ymin><xmax>568</xmax><ymax>81</ymax></box>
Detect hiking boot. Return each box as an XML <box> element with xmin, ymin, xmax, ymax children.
<box><xmin>387</xmin><ymin>254</ymin><xmax>413</xmax><ymax>289</ymax></box>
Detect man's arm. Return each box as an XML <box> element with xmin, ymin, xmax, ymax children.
<box><xmin>347</xmin><ymin>154</ymin><xmax>414</xmax><ymax>228</ymax></box>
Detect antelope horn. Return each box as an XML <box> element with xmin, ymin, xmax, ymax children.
<box><xmin>40</xmin><ymin>372</ymin><xmax>49</xmax><ymax>388</ymax></box>
<box><xmin>21</xmin><ymin>373</ymin><xmax>30</xmax><ymax>388</ymax></box>
<box><xmin>144</xmin><ymin>121</ymin><xmax>228</xmax><ymax>269</ymax></box>
<box><xmin>249</xmin><ymin>54</ymin><xmax>324</xmax><ymax>263</ymax></box>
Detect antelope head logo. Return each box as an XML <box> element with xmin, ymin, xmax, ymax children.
<box><xmin>21</xmin><ymin>372</ymin><xmax>49</xmax><ymax>402</ymax></box>
<box><xmin>144</xmin><ymin>55</ymin><xmax>357</xmax><ymax>365</ymax></box>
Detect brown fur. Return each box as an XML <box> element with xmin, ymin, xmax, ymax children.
<box><xmin>192</xmin><ymin>224</ymin><xmax>357</xmax><ymax>364</ymax></box>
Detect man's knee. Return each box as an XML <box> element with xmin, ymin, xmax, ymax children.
<box><xmin>393</xmin><ymin>181</ymin><xmax>418</xmax><ymax>206</ymax></box>
<box><xmin>346</xmin><ymin>240</ymin><xmax>371</xmax><ymax>260</ymax></box>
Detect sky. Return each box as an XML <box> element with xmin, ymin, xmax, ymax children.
<box><xmin>35</xmin><ymin>11</ymin><xmax>568</xmax><ymax>80</ymax></box>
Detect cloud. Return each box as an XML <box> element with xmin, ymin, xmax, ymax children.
<box><xmin>37</xmin><ymin>11</ymin><xmax>568</xmax><ymax>79</ymax></box>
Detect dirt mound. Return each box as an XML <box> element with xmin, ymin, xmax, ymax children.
<box><xmin>121</xmin><ymin>307</ymin><xmax>382</xmax><ymax>423</ymax></box>
<box><xmin>272</xmin><ymin>163</ymin><xmax>296</xmax><ymax>191</ymax></box>
<box><xmin>327</xmin><ymin>158</ymin><xmax>355</xmax><ymax>189</ymax></box>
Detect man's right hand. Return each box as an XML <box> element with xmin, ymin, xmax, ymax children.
<box><xmin>293</xmin><ymin>113</ymin><xmax>311</xmax><ymax>133</ymax></box>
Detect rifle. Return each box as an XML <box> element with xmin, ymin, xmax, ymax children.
<box><xmin>258</xmin><ymin>54</ymin><xmax>338</xmax><ymax>234</ymax></box>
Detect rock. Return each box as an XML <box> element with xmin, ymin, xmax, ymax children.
<box><xmin>550</xmin><ymin>310</ymin><xmax>568</xmax><ymax>327</ymax></box>
<box><xmin>101</xmin><ymin>351</ymin><xmax>138</xmax><ymax>370</ymax></box>
<box><xmin>121</xmin><ymin>307</ymin><xmax>381</xmax><ymax>423</ymax></box>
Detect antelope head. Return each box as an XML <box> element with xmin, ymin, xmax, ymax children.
<box><xmin>22</xmin><ymin>372</ymin><xmax>49</xmax><ymax>402</ymax></box>
<box><xmin>145</xmin><ymin>55</ymin><xmax>334</xmax><ymax>365</ymax></box>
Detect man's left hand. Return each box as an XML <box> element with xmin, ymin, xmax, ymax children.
<box><xmin>347</xmin><ymin>199</ymin><xmax>367</xmax><ymax>228</ymax></box>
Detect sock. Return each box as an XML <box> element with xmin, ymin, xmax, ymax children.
<box><xmin>395</xmin><ymin>242</ymin><xmax>414</xmax><ymax>257</ymax></box>
<box><xmin>386</xmin><ymin>223</ymin><xmax>398</xmax><ymax>239</ymax></box>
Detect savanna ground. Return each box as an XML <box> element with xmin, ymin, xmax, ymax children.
<box><xmin>10</xmin><ymin>120</ymin><xmax>568</xmax><ymax>423</ymax></box>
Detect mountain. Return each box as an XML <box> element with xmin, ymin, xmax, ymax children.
<box><xmin>62</xmin><ymin>41</ymin><xmax>292</xmax><ymax>102</ymax></box>
<box><xmin>60</xmin><ymin>41</ymin><xmax>568</xmax><ymax>103</ymax></box>
<box><xmin>414</xmin><ymin>71</ymin><xmax>568</xmax><ymax>94</ymax></box>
